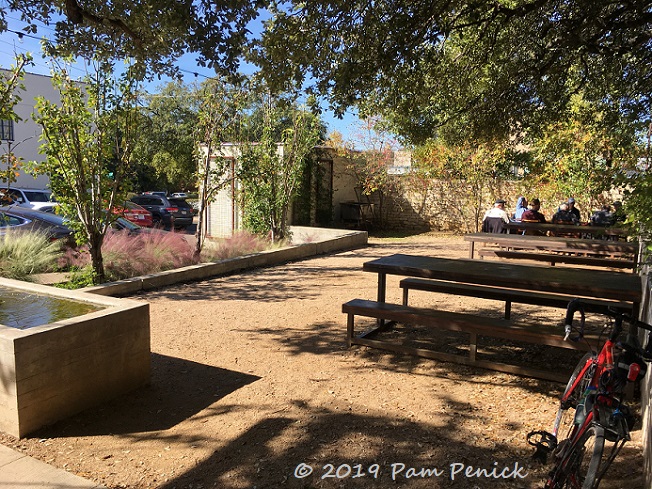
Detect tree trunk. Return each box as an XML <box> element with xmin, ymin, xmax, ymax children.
<box><xmin>88</xmin><ymin>232</ymin><xmax>106</xmax><ymax>284</ymax></box>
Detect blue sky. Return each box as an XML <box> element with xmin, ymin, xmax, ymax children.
<box><xmin>0</xmin><ymin>12</ymin><xmax>361</xmax><ymax>141</ymax></box>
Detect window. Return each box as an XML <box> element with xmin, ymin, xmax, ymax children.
<box><xmin>23</xmin><ymin>191</ymin><xmax>52</xmax><ymax>203</ymax></box>
<box><xmin>0</xmin><ymin>120</ymin><xmax>14</xmax><ymax>141</ymax></box>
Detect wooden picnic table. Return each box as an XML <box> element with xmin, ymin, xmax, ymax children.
<box><xmin>347</xmin><ymin>254</ymin><xmax>642</xmax><ymax>380</ymax></box>
<box><xmin>362</xmin><ymin>253</ymin><xmax>642</xmax><ymax>306</ymax></box>
<box><xmin>505</xmin><ymin>221</ymin><xmax>630</xmax><ymax>238</ymax></box>
<box><xmin>464</xmin><ymin>232</ymin><xmax>638</xmax><ymax>261</ymax></box>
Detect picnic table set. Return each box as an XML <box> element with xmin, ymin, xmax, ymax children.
<box><xmin>341</xmin><ymin>228</ymin><xmax>642</xmax><ymax>382</ymax></box>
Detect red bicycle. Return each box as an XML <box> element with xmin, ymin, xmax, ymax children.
<box><xmin>528</xmin><ymin>298</ymin><xmax>652</xmax><ymax>489</ymax></box>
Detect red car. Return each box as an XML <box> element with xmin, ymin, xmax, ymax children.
<box><xmin>112</xmin><ymin>201</ymin><xmax>153</xmax><ymax>227</ymax></box>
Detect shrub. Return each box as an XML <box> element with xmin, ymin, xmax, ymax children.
<box><xmin>200</xmin><ymin>231</ymin><xmax>269</xmax><ymax>262</ymax></box>
<box><xmin>0</xmin><ymin>231</ymin><xmax>62</xmax><ymax>281</ymax></box>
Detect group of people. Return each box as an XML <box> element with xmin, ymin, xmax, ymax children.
<box><xmin>481</xmin><ymin>196</ymin><xmax>547</xmax><ymax>231</ymax></box>
<box><xmin>482</xmin><ymin>196</ymin><xmax>625</xmax><ymax>231</ymax></box>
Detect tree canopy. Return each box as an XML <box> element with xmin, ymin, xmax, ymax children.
<box><xmin>256</xmin><ymin>0</ymin><xmax>652</xmax><ymax>144</ymax></box>
<box><xmin>2</xmin><ymin>0</ymin><xmax>263</xmax><ymax>78</ymax></box>
<box><xmin>5</xmin><ymin>1</ymin><xmax>651</xmax><ymax>144</ymax></box>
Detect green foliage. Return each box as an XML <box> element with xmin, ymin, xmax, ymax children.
<box><xmin>257</xmin><ymin>1</ymin><xmax>652</xmax><ymax>147</ymax></box>
<box><xmin>29</xmin><ymin>61</ymin><xmax>139</xmax><ymax>284</ymax></box>
<box><xmin>0</xmin><ymin>54</ymin><xmax>33</xmax><ymax>185</ymax></box>
<box><xmin>2</xmin><ymin>1</ymin><xmax>262</xmax><ymax>80</ymax></box>
<box><xmin>237</xmin><ymin>95</ymin><xmax>322</xmax><ymax>241</ymax></box>
<box><xmin>193</xmin><ymin>77</ymin><xmax>249</xmax><ymax>258</ymax></box>
<box><xmin>0</xmin><ymin>231</ymin><xmax>61</xmax><ymax>281</ymax></box>
<box><xmin>132</xmin><ymin>81</ymin><xmax>199</xmax><ymax>192</ymax></box>
<box><xmin>56</xmin><ymin>265</ymin><xmax>97</xmax><ymax>289</ymax></box>
<box><xmin>525</xmin><ymin>97</ymin><xmax>640</xmax><ymax>214</ymax></box>
<box><xmin>413</xmin><ymin>138</ymin><xmax>518</xmax><ymax>232</ymax></box>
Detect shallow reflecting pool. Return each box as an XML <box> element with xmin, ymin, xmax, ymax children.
<box><xmin>0</xmin><ymin>285</ymin><xmax>103</xmax><ymax>329</ymax></box>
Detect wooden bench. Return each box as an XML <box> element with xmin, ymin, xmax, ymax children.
<box><xmin>477</xmin><ymin>248</ymin><xmax>636</xmax><ymax>270</ymax></box>
<box><xmin>399</xmin><ymin>278</ymin><xmax>633</xmax><ymax>319</ymax></box>
<box><xmin>342</xmin><ymin>298</ymin><xmax>599</xmax><ymax>382</ymax></box>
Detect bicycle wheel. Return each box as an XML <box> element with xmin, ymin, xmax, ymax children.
<box><xmin>546</xmin><ymin>424</ymin><xmax>606</xmax><ymax>489</ymax></box>
<box><xmin>570</xmin><ymin>424</ymin><xmax>607</xmax><ymax>489</ymax></box>
<box><xmin>554</xmin><ymin>353</ymin><xmax>595</xmax><ymax>440</ymax></box>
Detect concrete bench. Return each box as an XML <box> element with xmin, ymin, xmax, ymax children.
<box><xmin>342</xmin><ymin>298</ymin><xmax>599</xmax><ymax>382</ymax></box>
<box><xmin>399</xmin><ymin>278</ymin><xmax>633</xmax><ymax>320</ymax></box>
<box><xmin>477</xmin><ymin>249</ymin><xmax>636</xmax><ymax>270</ymax></box>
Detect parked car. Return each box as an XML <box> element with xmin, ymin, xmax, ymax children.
<box><xmin>171</xmin><ymin>192</ymin><xmax>188</xmax><ymax>198</ymax></box>
<box><xmin>111</xmin><ymin>201</ymin><xmax>153</xmax><ymax>227</ymax></box>
<box><xmin>129</xmin><ymin>194</ymin><xmax>193</xmax><ymax>230</ymax></box>
<box><xmin>0</xmin><ymin>187</ymin><xmax>57</xmax><ymax>212</ymax></box>
<box><xmin>0</xmin><ymin>206</ymin><xmax>74</xmax><ymax>243</ymax></box>
<box><xmin>143</xmin><ymin>191</ymin><xmax>167</xmax><ymax>198</ymax></box>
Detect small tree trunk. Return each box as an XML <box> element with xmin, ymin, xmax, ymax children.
<box><xmin>88</xmin><ymin>233</ymin><xmax>106</xmax><ymax>284</ymax></box>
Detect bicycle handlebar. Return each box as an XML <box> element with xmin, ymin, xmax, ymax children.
<box><xmin>564</xmin><ymin>298</ymin><xmax>586</xmax><ymax>341</ymax></box>
<box><xmin>564</xmin><ymin>298</ymin><xmax>652</xmax><ymax>357</ymax></box>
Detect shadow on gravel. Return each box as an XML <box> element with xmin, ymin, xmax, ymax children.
<box><xmin>30</xmin><ymin>353</ymin><xmax>260</xmax><ymax>438</ymax></box>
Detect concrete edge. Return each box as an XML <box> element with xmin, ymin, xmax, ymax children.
<box><xmin>83</xmin><ymin>228</ymin><xmax>368</xmax><ymax>296</ymax></box>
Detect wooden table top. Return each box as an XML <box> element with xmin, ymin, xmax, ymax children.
<box><xmin>464</xmin><ymin>232</ymin><xmax>638</xmax><ymax>254</ymax></box>
<box><xmin>362</xmin><ymin>254</ymin><xmax>642</xmax><ymax>303</ymax></box>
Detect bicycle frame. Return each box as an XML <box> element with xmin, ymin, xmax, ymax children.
<box><xmin>546</xmin><ymin>311</ymin><xmax>641</xmax><ymax>488</ymax></box>
<box><xmin>557</xmin><ymin>336</ymin><xmax>617</xmax><ymax>429</ymax></box>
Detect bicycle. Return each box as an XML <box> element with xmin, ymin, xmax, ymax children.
<box><xmin>527</xmin><ymin>298</ymin><xmax>652</xmax><ymax>489</ymax></box>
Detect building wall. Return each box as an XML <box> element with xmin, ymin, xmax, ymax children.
<box><xmin>1</xmin><ymin>69</ymin><xmax>59</xmax><ymax>189</ymax></box>
<box><xmin>204</xmin><ymin>144</ymin><xmax>342</xmax><ymax>237</ymax></box>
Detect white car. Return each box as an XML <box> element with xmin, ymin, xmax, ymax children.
<box><xmin>171</xmin><ymin>192</ymin><xmax>188</xmax><ymax>198</ymax></box>
<box><xmin>0</xmin><ymin>187</ymin><xmax>57</xmax><ymax>212</ymax></box>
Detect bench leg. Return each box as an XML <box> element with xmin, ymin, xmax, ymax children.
<box><xmin>402</xmin><ymin>288</ymin><xmax>409</xmax><ymax>306</ymax></box>
<box><xmin>469</xmin><ymin>332</ymin><xmax>477</xmax><ymax>362</ymax></box>
<box><xmin>504</xmin><ymin>301</ymin><xmax>512</xmax><ymax>320</ymax></box>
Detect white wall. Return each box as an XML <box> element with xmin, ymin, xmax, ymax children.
<box><xmin>1</xmin><ymin>69</ymin><xmax>58</xmax><ymax>189</ymax></box>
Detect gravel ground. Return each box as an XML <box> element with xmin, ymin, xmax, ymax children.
<box><xmin>0</xmin><ymin>232</ymin><xmax>644</xmax><ymax>488</ymax></box>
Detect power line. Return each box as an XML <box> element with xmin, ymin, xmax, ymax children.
<box><xmin>4</xmin><ymin>28</ymin><xmax>46</xmax><ymax>43</ymax></box>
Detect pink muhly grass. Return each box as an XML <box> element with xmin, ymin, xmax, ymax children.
<box><xmin>59</xmin><ymin>229</ymin><xmax>196</xmax><ymax>281</ymax></box>
<box><xmin>201</xmin><ymin>231</ymin><xmax>269</xmax><ymax>262</ymax></box>
<box><xmin>103</xmin><ymin>229</ymin><xmax>195</xmax><ymax>279</ymax></box>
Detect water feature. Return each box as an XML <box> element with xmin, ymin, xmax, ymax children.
<box><xmin>0</xmin><ymin>277</ymin><xmax>150</xmax><ymax>437</ymax></box>
<box><xmin>0</xmin><ymin>285</ymin><xmax>103</xmax><ymax>329</ymax></box>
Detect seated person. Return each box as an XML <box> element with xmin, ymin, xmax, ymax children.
<box><xmin>612</xmin><ymin>201</ymin><xmax>626</xmax><ymax>223</ymax></box>
<box><xmin>567</xmin><ymin>197</ymin><xmax>581</xmax><ymax>221</ymax></box>
<box><xmin>552</xmin><ymin>202</ymin><xmax>579</xmax><ymax>224</ymax></box>
<box><xmin>512</xmin><ymin>196</ymin><xmax>528</xmax><ymax>221</ymax></box>
<box><xmin>481</xmin><ymin>199</ymin><xmax>510</xmax><ymax>233</ymax></box>
<box><xmin>590</xmin><ymin>205</ymin><xmax>613</xmax><ymax>226</ymax></box>
<box><xmin>521</xmin><ymin>199</ymin><xmax>546</xmax><ymax>223</ymax></box>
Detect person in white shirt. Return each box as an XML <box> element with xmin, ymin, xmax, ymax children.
<box><xmin>481</xmin><ymin>199</ymin><xmax>510</xmax><ymax>233</ymax></box>
<box><xmin>483</xmin><ymin>199</ymin><xmax>510</xmax><ymax>223</ymax></box>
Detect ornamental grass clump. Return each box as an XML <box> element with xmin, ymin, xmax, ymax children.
<box><xmin>60</xmin><ymin>229</ymin><xmax>196</xmax><ymax>285</ymax></box>
<box><xmin>0</xmin><ymin>231</ymin><xmax>62</xmax><ymax>281</ymax></box>
<box><xmin>200</xmin><ymin>231</ymin><xmax>269</xmax><ymax>262</ymax></box>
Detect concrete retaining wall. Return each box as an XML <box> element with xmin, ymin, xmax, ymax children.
<box><xmin>85</xmin><ymin>227</ymin><xmax>368</xmax><ymax>297</ymax></box>
<box><xmin>0</xmin><ymin>279</ymin><xmax>150</xmax><ymax>438</ymax></box>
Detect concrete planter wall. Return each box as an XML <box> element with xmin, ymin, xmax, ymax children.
<box><xmin>0</xmin><ymin>278</ymin><xmax>150</xmax><ymax>438</ymax></box>
<box><xmin>84</xmin><ymin>227</ymin><xmax>369</xmax><ymax>297</ymax></box>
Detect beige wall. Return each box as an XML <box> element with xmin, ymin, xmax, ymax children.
<box><xmin>1</xmin><ymin>70</ymin><xmax>62</xmax><ymax>190</ymax></box>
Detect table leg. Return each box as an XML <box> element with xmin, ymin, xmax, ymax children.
<box><xmin>469</xmin><ymin>241</ymin><xmax>475</xmax><ymax>259</ymax></box>
<box><xmin>377</xmin><ymin>272</ymin><xmax>387</xmax><ymax>328</ymax></box>
<box><xmin>377</xmin><ymin>272</ymin><xmax>387</xmax><ymax>303</ymax></box>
